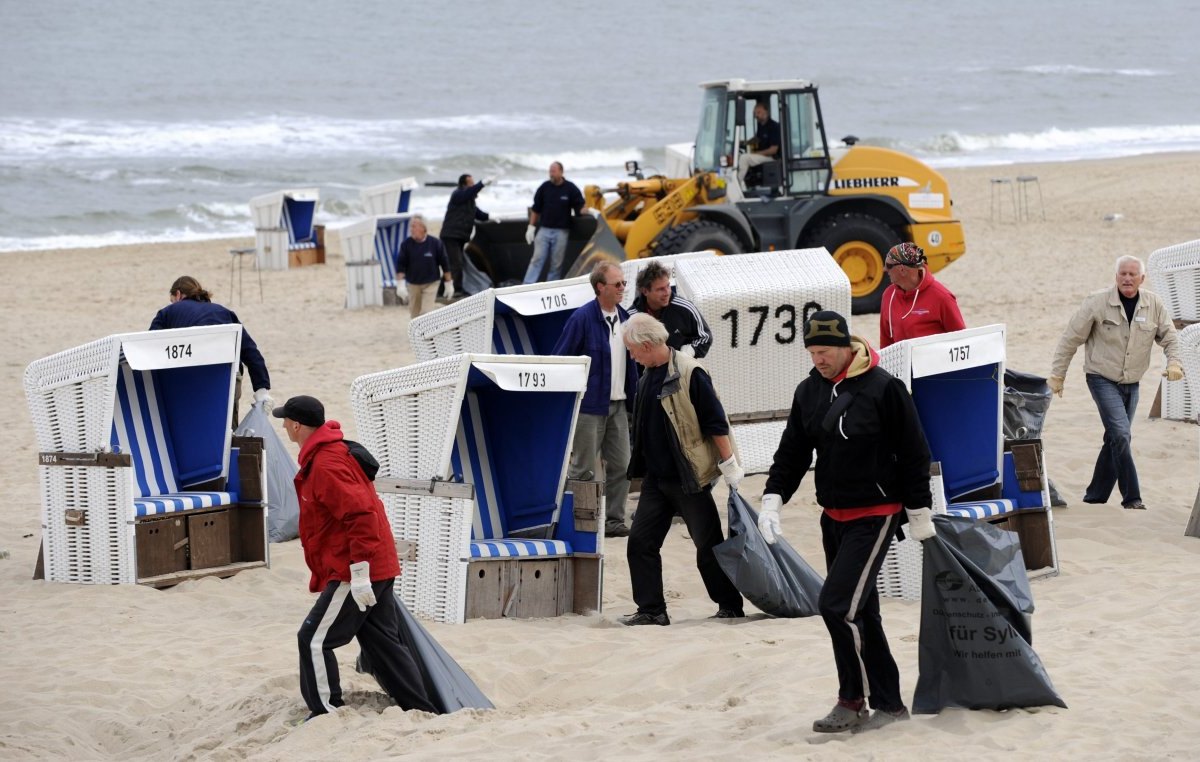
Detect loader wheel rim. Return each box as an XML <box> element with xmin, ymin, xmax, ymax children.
<box><xmin>832</xmin><ymin>241</ymin><xmax>885</xmax><ymax>298</ymax></box>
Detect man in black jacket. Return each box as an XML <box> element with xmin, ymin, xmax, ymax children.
<box><xmin>627</xmin><ymin>261</ymin><xmax>712</xmax><ymax>358</ymax></box>
<box><xmin>759</xmin><ymin>310</ymin><xmax>936</xmax><ymax>734</ymax></box>
<box><xmin>441</xmin><ymin>174</ymin><xmax>493</xmax><ymax>298</ymax></box>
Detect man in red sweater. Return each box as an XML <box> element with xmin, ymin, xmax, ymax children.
<box><xmin>878</xmin><ymin>242</ymin><xmax>966</xmax><ymax>348</ymax></box>
<box><xmin>275</xmin><ymin>395</ymin><xmax>435</xmax><ymax>718</ymax></box>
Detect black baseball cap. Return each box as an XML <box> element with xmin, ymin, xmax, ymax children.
<box><xmin>272</xmin><ymin>395</ymin><xmax>325</xmax><ymax>427</ymax></box>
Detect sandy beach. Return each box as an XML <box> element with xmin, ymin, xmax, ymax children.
<box><xmin>2</xmin><ymin>153</ymin><xmax>1200</xmax><ymax>760</ymax></box>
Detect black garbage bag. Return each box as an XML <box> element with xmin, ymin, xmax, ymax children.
<box><xmin>712</xmin><ymin>490</ymin><xmax>824</xmax><ymax>617</ymax></box>
<box><xmin>357</xmin><ymin>593</ymin><xmax>494</xmax><ymax>714</ymax></box>
<box><xmin>913</xmin><ymin>515</ymin><xmax>1066</xmax><ymax>714</ymax></box>
<box><xmin>1003</xmin><ymin>369</ymin><xmax>1067</xmax><ymax>506</ymax></box>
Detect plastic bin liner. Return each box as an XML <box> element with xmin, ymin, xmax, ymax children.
<box><xmin>913</xmin><ymin>515</ymin><xmax>1066</xmax><ymax>714</ymax></box>
<box><xmin>235</xmin><ymin>401</ymin><xmax>300</xmax><ymax>543</ymax></box>
<box><xmin>712</xmin><ymin>490</ymin><xmax>824</xmax><ymax>617</ymax></box>
<box><xmin>1004</xmin><ymin>369</ymin><xmax>1066</xmax><ymax>506</ymax></box>
<box><xmin>357</xmin><ymin>593</ymin><xmax>494</xmax><ymax>714</ymax></box>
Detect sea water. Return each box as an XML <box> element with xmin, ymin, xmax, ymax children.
<box><xmin>1</xmin><ymin>0</ymin><xmax>1198</xmax><ymax>251</ymax></box>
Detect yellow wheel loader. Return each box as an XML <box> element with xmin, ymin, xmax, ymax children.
<box><xmin>465</xmin><ymin>79</ymin><xmax>964</xmax><ymax>314</ymax></box>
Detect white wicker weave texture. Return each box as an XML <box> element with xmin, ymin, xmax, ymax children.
<box><xmin>1147</xmin><ymin>239</ymin><xmax>1200</xmax><ymax>322</ymax></box>
<box><xmin>408</xmin><ymin>292</ymin><xmax>493</xmax><ymax>362</ymax></box>
<box><xmin>341</xmin><ymin>220</ymin><xmax>383</xmax><ymax>310</ymax></box>
<box><xmin>1172</xmin><ymin>323</ymin><xmax>1200</xmax><ymax>423</ymax></box>
<box><xmin>673</xmin><ymin>248</ymin><xmax>851</xmax><ymax>418</ymax></box>
<box><xmin>619</xmin><ymin>250</ymin><xmax>717</xmax><ymax>310</ymax></box>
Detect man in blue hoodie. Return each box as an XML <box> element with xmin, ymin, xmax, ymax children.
<box><xmin>553</xmin><ymin>262</ymin><xmax>638</xmax><ymax>536</ymax></box>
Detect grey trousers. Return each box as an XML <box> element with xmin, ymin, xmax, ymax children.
<box><xmin>569</xmin><ymin>401</ymin><xmax>631</xmax><ymax>528</ymax></box>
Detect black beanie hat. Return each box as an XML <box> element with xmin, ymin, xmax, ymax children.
<box><xmin>803</xmin><ymin>310</ymin><xmax>852</xmax><ymax>348</ymax></box>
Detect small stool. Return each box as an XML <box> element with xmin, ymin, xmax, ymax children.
<box><xmin>1016</xmin><ymin>175</ymin><xmax>1044</xmax><ymax>221</ymax></box>
<box><xmin>990</xmin><ymin>178</ymin><xmax>1017</xmax><ymax>222</ymax></box>
<box><xmin>229</xmin><ymin>247</ymin><xmax>263</xmax><ymax>304</ymax></box>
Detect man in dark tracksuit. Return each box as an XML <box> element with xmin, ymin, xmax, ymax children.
<box><xmin>275</xmin><ymin>395</ymin><xmax>436</xmax><ymax>718</ymax></box>
<box><xmin>441</xmin><ymin>174</ymin><xmax>492</xmax><ymax>298</ymax></box>
<box><xmin>759</xmin><ymin>311</ymin><xmax>935</xmax><ymax>734</ymax></box>
<box><xmin>627</xmin><ymin>260</ymin><xmax>712</xmax><ymax>359</ymax></box>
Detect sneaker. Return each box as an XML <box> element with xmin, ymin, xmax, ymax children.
<box><xmin>1122</xmin><ymin>500</ymin><xmax>1147</xmax><ymax>510</ymax></box>
<box><xmin>852</xmin><ymin>707</ymin><xmax>911</xmax><ymax>733</ymax></box>
<box><xmin>812</xmin><ymin>701</ymin><xmax>868</xmax><ymax>733</ymax></box>
<box><xmin>606</xmin><ymin>524</ymin><xmax>631</xmax><ymax>537</ymax></box>
<box><xmin>620</xmin><ymin>611</ymin><xmax>670</xmax><ymax>626</ymax></box>
<box><xmin>710</xmin><ymin>608</ymin><xmax>745</xmax><ymax>619</ymax></box>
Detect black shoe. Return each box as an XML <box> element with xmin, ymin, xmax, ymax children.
<box><xmin>606</xmin><ymin>524</ymin><xmax>630</xmax><ymax>537</ymax></box>
<box><xmin>1122</xmin><ymin>500</ymin><xmax>1147</xmax><ymax>510</ymax></box>
<box><xmin>621</xmin><ymin>611</ymin><xmax>670</xmax><ymax>626</ymax></box>
<box><xmin>710</xmin><ymin>608</ymin><xmax>745</xmax><ymax>619</ymax></box>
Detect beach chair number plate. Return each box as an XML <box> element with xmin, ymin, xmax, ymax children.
<box><xmin>910</xmin><ymin>330</ymin><xmax>1004</xmax><ymax>378</ymax></box>
<box><xmin>122</xmin><ymin>331</ymin><xmax>237</xmax><ymax>370</ymax></box>
<box><xmin>472</xmin><ymin>362</ymin><xmax>588</xmax><ymax>392</ymax></box>
<box><xmin>496</xmin><ymin>282</ymin><xmax>595</xmax><ymax>315</ymax></box>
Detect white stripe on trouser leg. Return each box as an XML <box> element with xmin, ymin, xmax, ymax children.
<box><xmin>308</xmin><ymin>583</ymin><xmax>352</xmax><ymax>713</ymax></box>
<box><xmin>843</xmin><ymin>516</ymin><xmax>894</xmax><ymax>701</ymax></box>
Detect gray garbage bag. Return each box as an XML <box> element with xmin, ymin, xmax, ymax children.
<box><xmin>712</xmin><ymin>490</ymin><xmax>824</xmax><ymax>617</ymax></box>
<box><xmin>234</xmin><ymin>401</ymin><xmax>300</xmax><ymax>543</ymax></box>
<box><xmin>1003</xmin><ymin>370</ymin><xmax>1067</xmax><ymax>506</ymax></box>
<box><xmin>357</xmin><ymin>592</ymin><xmax>494</xmax><ymax>713</ymax></box>
<box><xmin>913</xmin><ymin>515</ymin><xmax>1066</xmax><ymax>714</ymax></box>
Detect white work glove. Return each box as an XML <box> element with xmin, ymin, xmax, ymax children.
<box><xmin>253</xmin><ymin>388</ymin><xmax>272</xmax><ymax>407</ymax></box>
<box><xmin>758</xmin><ymin>494</ymin><xmax>783</xmax><ymax>544</ymax></box>
<box><xmin>905</xmin><ymin>507</ymin><xmax>936</xmax><ymax>542</ymax></box>
<box><xmin>718</xmin><ymin>456</ymin><xmax>744</xmax><ymax>489</ymax></box>
<box><xmin>679</xmin><ymin>344</ymin><xmax>696</xmax><ymax>358</ymax></box>
<box><xmin>397</xmin><ymin>279</ymin><xmax>410</xmax><ymax>305</ymax></box>
<box><xmin>482</xmin><ymin>176</ymin><xmax>496</xmax><ymax>186</ymax></box>
<box><xmin>1165</xmin><ymin>362</ymin><xmax>1185</xmax><ymax>382</ymax></box>
<box><xmin>348</xmin><ymin>561</ymin><xmax>376</xmax><ymax>612</ymax></box>
<box><xmin>1048</xmin><ymin>376</ymin><xmax>1064</xmax><ymax>398</ymax></box>
<box><xmin>525</xmin><ymin>224</ymin><xmax>536</xmax><ymax>245</ymax></box>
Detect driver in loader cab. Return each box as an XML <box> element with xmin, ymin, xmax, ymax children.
<box><xmin>737</xmin><ymin>100</ymin><xmax>781</xmax><ymax>185</ymax></box>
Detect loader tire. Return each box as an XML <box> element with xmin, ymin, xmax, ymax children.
<box><xmin>655</xmin><ymin>220</ymin><xmax>743</xmax><ymax>257</ymax></box>
<box><xmin>804</xmin><ymin>213</ymin><xmax>900</xmax><ymax>315</ymax></box>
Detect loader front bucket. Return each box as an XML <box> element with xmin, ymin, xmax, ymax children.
<box><xmin>464</xmin><ymin>216</ymin><xmax>626</xmax><ymax>290</ymax></box>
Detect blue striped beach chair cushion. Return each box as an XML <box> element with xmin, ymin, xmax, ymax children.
<box><xmin>470</xmin><ymin>539</ymin><xmax>571</xmax><ymax>559</ymax></box>
<box><xmin>135</xmin><ymin>492</ymin><xmax>235</xmax><ymax>517</ymax></box>
<box><xmin>492</xmin><ymin>312</ymin><xmax>536</xmax><ymax>354</ymax></box>
<box><xmin>945</xmin><ymin>499</ymin><xmax>1015</xmax><ymax>520</ymax></box>
<box><xmin>375</xmin><ymin>218</ymin><xmax>408</xmax><ymax>289</ymax></box>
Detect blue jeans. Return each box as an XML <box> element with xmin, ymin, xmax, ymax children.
<box><xmin>523</xmin><ymin>227</ymin><xmax>569</xmax><ymax>284</ymax></box>
<box><xmin>1084</xmin><ymin>373</ymin><xmax>1140</xmax><ymax>505</ymax></box>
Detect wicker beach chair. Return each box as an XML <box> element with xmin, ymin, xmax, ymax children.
<box><xmin>341</xmin><ymin>214</ymin><xmax>414</xmax><ymax>309</ymax></box>
<box><xmin>875</xmin><ymin>325</ymin><xmax>1059</xmax><ymax>600</ymax></box>
<box><xmin>24</xmin><ymin>325</ymin><xmax>269</xmax><ymax>586</ymax></box>
<box><xmin>1147</xmin><ymin>240</ymin><xmax>1200</xmax><ymax>422</ymax></box>
<box><xmin>361</xmin><ymin>177</ymin><xmax>418</xmax><ymax>216</ymax></box>
<box><xmin>249</xmin><ymin>188</ymin><xmax>324</xmax><ymax>270</ymax></box>
<box><xmin>350</xmin><ymin>353</ymin><xmax>602</xmax><ymax>624</ymax></box>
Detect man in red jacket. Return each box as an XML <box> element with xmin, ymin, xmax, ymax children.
<box><xmin>878</xmin><ymin>242</ymin><xmax>966</xmax><ymax>348</ymax></box>
<box><xmin>274</xmin><ymin>395</ymin><xmax>435</xmax><ymax>718</ymax></box>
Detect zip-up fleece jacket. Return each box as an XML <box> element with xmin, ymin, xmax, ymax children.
<box><xmin>295</xmin><ymin>421</ymin><xmax>400</xmax><ymax>593</ymax></box>
<box><xmin>1050</xmin><ymin>286</ymin><xmax>1179</xmax><ymax>385</ymax></box>
<box><xmin>628</xmin><ymin>293</ymin><xmax>713</xmax><ymax>358</ymax></box>
<box><xmin>879</xmin><ymin>271</ymin><xmax>966</xmax><ymax>348</ymax></box>
<box><xmin>553</xmin><ymin>299</ymin><xmax>638</xmax><ymax>415</ymax></box>
<box><xmin>764</xmin><ymin>337</ymin><xmax>932</xmax><ymax>518</ymax></box>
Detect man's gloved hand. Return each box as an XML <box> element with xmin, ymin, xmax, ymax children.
<box><xmin>905</xmin><ymin>507</ymin><xmax>936</xmax><ymax>542</ymax></box>
<box><xmin>1048</xmin><ymin>375</ymin><xmax>1064</xmax><ymax>398</ymax></box>
<box><xmin>718</xmin><ymin>456</ymin><xmax>744</xmax><ymax>489</ymax></box>
<box><xmin>482</xmin><ymin>176</ymin><xmax>496</xmax><ymax>186</ymax></box>
<box><xmin>253</xmin><ymin>388</ymin><xmax>272</xmax><ymax>407</ymax></box>
<box><xmin>525</xmin><ymin>224</ymin><xmax>536</xmax><ymax>245</ymax></box>
<box><xmin>758</xmin><ymin>494</ymin><xmax>783</xmax><ymax>544</ymax></box>
<box><xmin>1165</xmin><ymin>362</ymin><xmax>1185</xmax><ymax>382</ymax></box>
<box><xmin>679</xmin><ymin>344</ymin><xmax>696</xmax><ymax>358</ymax></box>
<box><xmin>348</xmin><ymin>561</ymin><xmax>376</xmax><ymax>612</ymax></box>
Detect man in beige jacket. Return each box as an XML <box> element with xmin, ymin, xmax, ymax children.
<box><xmin>1049</xmin><ymin>255</ymin><xmax>1183</xmax><ymax>510</ymax></box>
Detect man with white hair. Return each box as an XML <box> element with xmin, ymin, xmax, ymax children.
<box><xmin>396</xmin><ymin>214</ymin><xmax>453</xmax><ymax>317</ymax></box>
<box><xmin>1050</xmin><ymin>254</ymin><xmax>1183</xmax><ymax>510</ymax></box>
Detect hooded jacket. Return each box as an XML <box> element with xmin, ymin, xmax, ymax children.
<box><xmin>295</xmin><ymin>421</ymin><xmax>400</xmax><ymax>592</ymax></box>
<box><xmin>764</xmin><ymin>337</ymin><xmax>932</xmax><ymax>519</ymax></box>
<box><xmin>879</xmin><ymin>270</ymin><xmax>966</xmax><ymax>348</ymax></box>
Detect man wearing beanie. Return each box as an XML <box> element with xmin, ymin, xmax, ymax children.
<box><xmin>758</xmin><ymin>311</ymin><xmax>935</xmax><ymax>734</ymax></box>
<box><xmin>274</xmin><ymin>396</ymin><xmax>436</xmax><ymax>717</ymax></box>
<box><xmin>879</xmin><ymin>242</ymin><xmax>966</xmax><ymax>348</ymax></box>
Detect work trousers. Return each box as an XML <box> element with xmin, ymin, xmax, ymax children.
<box><xmin>569</xmin><ymin>401</ymin><xmax>630</xmax><ymax>530</ymax></box>
<box><xmin>443</xmin><ymin>238</ymin><xmax>467</xmax><ymax>294</ymax></box>
<box><xmin>818</xmin><ymin>511</ymin><xmax>904</xmax><ymax>711</ymax></box>
<box><xmin>297</xmin><ymin>578</ymin><xmax>436</xmax><ymax>716</ymax></box>
<box><xmin>407</xmin><ymin>280</ymin><xmax>442</xmax><ymax>317</ymax></box>
<box><xmin>627</xmin><ymin>475</ymin><xmax>742</xmax><ymax>616</ymax></box>
<box><xmin>1084</xmin><ymin>373</ymin><xmax>1141</xmax><ymax>505</ymax></box>
<box><xmin>523</xmin><ymin>227</ymin><xmax>569</xmax><ymax>284</ymax></box>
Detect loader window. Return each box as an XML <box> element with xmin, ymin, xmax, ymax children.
<box><xmin>784</xmin><ymin>91</ymin><xmax>828</xmax><ymax>195</ymax></box>
<box><xmin>694</xmin><ymin>87</ymin><xmax>729</xmax><ymax>173</ymax></box>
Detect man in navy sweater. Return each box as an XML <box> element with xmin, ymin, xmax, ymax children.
<box><xmin>396</xmin><ymin>215</ymin><xmax>453</xmax><ymax>317</ymax></box>
<box><xmin>523</xmin><ymin>161</ymin><xmax>586</xmax><ymax>284</ymax></box>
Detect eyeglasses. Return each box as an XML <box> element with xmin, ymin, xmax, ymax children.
<box><xmin>606</xmin><ymin>280</ymin><xmax>627</xmax><ymax>288</ymax></box>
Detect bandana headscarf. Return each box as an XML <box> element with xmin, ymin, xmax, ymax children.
<box><xmin>885</xmin><ymin>242</ymin><xmax>927</xmax><ymax>267</ymax></box>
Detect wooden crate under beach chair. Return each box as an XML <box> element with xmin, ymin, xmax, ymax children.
<box><xmin>25</xmin><ymin>325</ymin><xmax>269</xmax><ymax>586</ymax></box>
<box><xmin>875</xmin><ymin>325</ymin><xmax>1060</xmax><ymax>601</ymax></box>
<box><xmin>351</xmin><ymin>353</ymin><xmax>602</xmax><ymax>624</ymax></box>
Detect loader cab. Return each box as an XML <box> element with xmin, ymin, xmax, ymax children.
<box><xmin>694</xmin><ymin>80</ymin><xmax>832</xmax><ymax>199</ymax></box>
